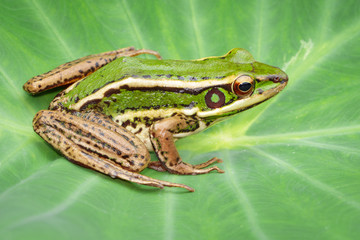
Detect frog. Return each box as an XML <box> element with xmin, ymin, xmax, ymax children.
<box><xmin>23</xmin><ymin>46</ymin><xmax>288</xmax><ymax>192</ymax></box>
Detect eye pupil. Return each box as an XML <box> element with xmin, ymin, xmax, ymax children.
<box><xmin>239</xmin><ymin>82</ymin><xmax>252</xmax><ymax>92</ymax></box>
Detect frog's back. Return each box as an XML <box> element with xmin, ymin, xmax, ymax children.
<box><xmin>66</xmin><ymin>56</ymin><xmax>247</xmax><ymax>97</ymax></box>
<box><xmin>54</xmin><ymin>55</ymin><xmax>251</xmax><ymax>112</ymax></box>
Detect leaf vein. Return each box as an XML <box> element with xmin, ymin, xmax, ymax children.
<box><xmin>0</xmin><ymin>66</ymin><xmax>36</xmax><ymax>114</ymax></box>
<box><xmin>189</xmin><ymin>0</ymin><xmax>203</xmax><ymax>57</ymax></box>
<box><xmin>31</xmin><ymin>0</ymin><xmax>74</xmax><ymax>58</ymax></box>
<box><xmin>250</xmin><ymin>147</ymin><xmax>360</xmax><ymax>211</ymax></box>
<box><xmin>121</xmin><ymin>0</ymin><xmax>145</xmax><ymax>48</ymax></box>
<box><xmin>224</xmin><ymin>152</ymin><xmax>269</xmax><ymax>240</ymax></box>
<box><xmin>7</xmin><ymin>175</ymin><xmax>98</xmax><ymax>229</ymax></box>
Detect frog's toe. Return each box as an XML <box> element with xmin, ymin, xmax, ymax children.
<box><xmin>193</xmin><ymin>157</ymin><xmax>223</xmax><ymax>169</ymax></box>
<box><xmin>191</xmin><ymin>166</ymin><xmax>225</xmax><ymax>175</ymax></box>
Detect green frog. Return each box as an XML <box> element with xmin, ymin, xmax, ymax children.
<box><xmin>24</xmin><ymin>46</ymin><xmax>288</xmax><ymax>192</ymax></box>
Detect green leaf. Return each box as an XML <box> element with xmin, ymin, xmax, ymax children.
<box><xmin>0</xmin><ymin>0</ymin><xmax>359</xmax><ymax>239</ymax></box>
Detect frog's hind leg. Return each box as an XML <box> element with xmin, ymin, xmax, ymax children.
<box><xmin>33</xmin><ymin>110</ymin><xmax>193</xmax><ymax>192</ymax></box>
<box><xmin>24</xmin><ymin>46</ymin><xmax>162</xmax><ymax>94</ymax></box>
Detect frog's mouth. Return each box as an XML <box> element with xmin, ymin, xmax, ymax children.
<box><xmin>197</xmin><ymin>74</ymin><xmax>288</xmax><ymax>118</ymax></box>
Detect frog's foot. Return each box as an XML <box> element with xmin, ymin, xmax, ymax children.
<box><xmin>33</xmin><ymin>110</ymin><xmax>193</xmax><ymax>192</ymax></box>
<box><xmin>148</xmin><ymin>157</ymin><xmax>224</xmax><ymax>173</ymax></box>
<box><xmin>193</xmin><ymin>157</ymin><xmax>223</xmax><ymax>169</ymax></box>
<box><xmin>150</xmin><ymin>114</ymin><xmax>225</xmax><ymax>175</ymax></box>
<box><xmin>24</xmin><ymin>46</ymin><xmax>162</xmax><ymax>94</ymax></box>
<box><xmin>166</xmin><ymin>161</ymin><xmax>224</xmax><ymax>175</ymax></box>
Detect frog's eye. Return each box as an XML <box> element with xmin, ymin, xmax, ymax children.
<box><xmin>232</xmin><ymin>75</ymin><xmax>254</xmax><ymax>96</ymax></box>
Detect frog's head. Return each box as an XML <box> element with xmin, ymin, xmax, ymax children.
<box><xmin>197</xmin><ymin>48</ymin><xmax>288</xmax><ymax>120</ymax></box>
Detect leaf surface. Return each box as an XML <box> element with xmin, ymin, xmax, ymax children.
<box><xmin>0</xmin><ymin>0</ymin><xmax>359</xmax><ymax>239</ymax></box>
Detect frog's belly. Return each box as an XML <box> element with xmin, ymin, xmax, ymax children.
<box><xmin>122</xmin><ymin>122</ymin><xmax>154</xmax><ymax>151</ymax></box>
<box><xmin>113</xmin><ymin>114</ymin><xmax>207</xmax><ymax>152</ymax></box>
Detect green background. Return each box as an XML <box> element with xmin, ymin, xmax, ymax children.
<box><xmin>0</xmin><ymin>0</ymin><xmax>359</xmax><ymax>239</ymax></box>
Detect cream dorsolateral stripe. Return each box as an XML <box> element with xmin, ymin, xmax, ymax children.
<box><xmin>70</xmin><ymin>76</ymin><xmax>237</xmax><ymax>111</ymax></box>
<box><xmin>114</xmin><ymin>107</ymin><xmax>200</xmax><ymax>123</ymax></box>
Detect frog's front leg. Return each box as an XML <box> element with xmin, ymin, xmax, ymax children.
<box><xmin>24</xmin><ymin>46</ymin><xmax>162</xmax><ymax>94</ymax></box>
<box><xmin>150</xmin><ymin>114</ymin><xmax>225</xmax><ymax>175</ymax></box>
<box><xmin>33</xmin><ymin>110</ymin><xmax>194</xmax><ymax>192</ymax></box>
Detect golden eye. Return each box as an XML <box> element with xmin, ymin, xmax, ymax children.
<box><xmin>232</xmin><ymin>75</ymin><xmax>254</xmax><ymax>96</ymax></box>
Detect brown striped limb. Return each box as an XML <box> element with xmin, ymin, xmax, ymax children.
<box><xmin>33</xmin><ymin>110</ymin><xmax>193</xmax><ymax>192</ymax></box>
<box><xmin>24</xmin><ymin>47</ymin><xmax>162</xmax><ymax>94</ymax></box>
<box><xmin>150</xmin><ymin>114</ymin><xmax>225</xmax><ymax>175</ymax></box>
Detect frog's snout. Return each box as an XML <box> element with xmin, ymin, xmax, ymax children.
<box><xmin>270</xmin><ymin>71</ymin><xmax>288</xmax><ymax>91</ymax></box>
<box><xmin>281</xmin><ymin>73</ymin><xmax>288</xmax><ymax>82</ymax></box>
<box><xmin>280</xmin><ymin>73</ymin><xmax>289</xmax><ymax>88</ymax></box>
<box><xmin>270</xmin><ymin>71</ymin><xmax>288</xmax><ymax>84</ymax></box>
<box><xmin>281</xmin><ymin>72</ymin><xmax>289</xmax><ymax>84</ymax></box>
